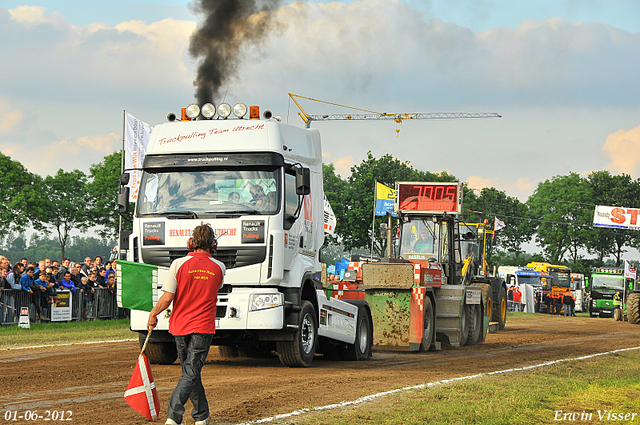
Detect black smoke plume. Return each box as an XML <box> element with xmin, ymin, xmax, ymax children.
<box><xmin>189</xmin><ymin>0</ymin><xmax>282</xmax><ymax>105</ymax></box>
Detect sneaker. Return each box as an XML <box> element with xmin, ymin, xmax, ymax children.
<box><xmin>194</xmin><ymin>420</ymin><xmax>209</xmax><ymax>425</ymax></box>
<box><xmin>165</xmin><ymin>419</ymin><xmax>183</xmax><ymax>425</ymax></box>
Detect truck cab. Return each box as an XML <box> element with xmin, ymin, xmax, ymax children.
<box><xmin>120</xmin><ymin>103</ymin><xmax>368</xmax><ymax>367</ymax></box>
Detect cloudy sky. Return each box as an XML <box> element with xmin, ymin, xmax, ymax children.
<box><xmin>1</xmin><ymin>0</ymin><xmax>639</xmax><ymax>201</ymax></box>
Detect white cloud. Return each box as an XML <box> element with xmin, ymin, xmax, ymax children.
<box><xmin>466</xmin><ymin>175</ymin><xmax>537</xmax><ymax>201</ymax></box>
<box><xmin>8</xmin><ymin>5</ymin><xmax>66</xmax><ymax>28</ymax></box>
<box><xmin>602</xmin><ymin>125</ymin><xmax>640</xmax><ymax>177</ymax></box>
<box><xmin>16</xmin><ymin>133</ymin><xmax>119</xmax><ymax>176</ymax></box>
<box><xmin>0</xmin><ymin>99</ymin><xmax>25</xmax><ymax>134</ymax></box>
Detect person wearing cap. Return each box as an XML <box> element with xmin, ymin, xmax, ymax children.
<box><xmin>147</xmin><ymin>222</ymin><xmax>225</xmax><ymax>425</ymax></box>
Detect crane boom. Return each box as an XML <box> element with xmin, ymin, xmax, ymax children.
<box><xmin>288</xmin><ymin>93</ymin><xmax>501</xmax><ymax>133</ymax></box>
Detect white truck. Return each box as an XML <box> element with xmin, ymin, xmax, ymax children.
<box><xmin>118</xmin><ymin>102</ymin><xmax>372</xmax><ymax>367</ymax></box>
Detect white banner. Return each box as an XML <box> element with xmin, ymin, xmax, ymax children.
<box><xmin>323</xmin><ymin>195</ymin><xmax>337</xmax><ymax>236</ymax></box>
<box><xmin>593</xmin><ymin>205</ymin><xmax>640</xmax><ymax>230</ymax></box>
<box><xmin>125</xmin><ymin>113</ymin><xmax>153</xmax><ymax>202</ymax></box>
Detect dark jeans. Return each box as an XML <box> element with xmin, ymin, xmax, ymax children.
<box><xmin>167</xmin><ymin>333</ymin><xmax>213</xmax><ymax>424</ymax></box>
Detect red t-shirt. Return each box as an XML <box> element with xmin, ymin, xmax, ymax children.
<box><xmin>163</xmin><ymin>252</ymin><xmax>225</xmax><ymax>336</ymax></box>
<box><xmin>513</xmin><ymin>289</ymin><xmax>522</xmax><ymax>302</ymax></box>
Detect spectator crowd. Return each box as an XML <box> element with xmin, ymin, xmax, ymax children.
<box><xmin>0</xmin><ymin>254</ymin><xmax>118</xmax><ymax>322</ymax></box>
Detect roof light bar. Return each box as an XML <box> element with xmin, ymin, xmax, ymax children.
<box><xmin>217</xmin><ymin>103</ymin><xmax>231</xmax><ymax>119</ymax></box>
<box><xmin>233</xmin><ymin>103</ymin><xmax>248</xmax><ymax>118</ymax></box>
<box><xmin>185</xmin><ymin>104</ymin><xmax>200</xmax><ymax>120</ymax></box>
<box><xmin>201</xmin><ymin>103</ymin><xmax>216</xmax><ymax>119</ymax></box>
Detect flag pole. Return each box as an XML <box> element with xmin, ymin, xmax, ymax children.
<box><xmin>371</xmin><ymin>181</ymin><xmax>377</xmax><ymax>259</ymax></box>
<box><xmin>118</xmin><ymin>110</ymin><xmax>126</xmax><ymax>260</ymax></box>
<box><xmin>140</xmin><ymin>328</ymin><xmax>152</xmax><ymax>355</ymax></box>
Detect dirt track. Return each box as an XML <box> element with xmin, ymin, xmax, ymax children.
<box><xmin>2</xmin><ymin>314</ymin><xmax>640</xmax><ymax>424</ymax></box>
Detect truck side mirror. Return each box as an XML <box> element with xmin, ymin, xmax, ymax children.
<box><xmin>118</xmin><ymin>187</ymin><xmax>130</xmax><ymax>214</ymax></box>
<box><xmin>120</xmin><ymin>172</ymin><xmax>131</xmax><ymax>186</ymax></box>
<box><xmin>295</xmin><ymin>168</ymin><xmax>310</xmax><ymax>196</ymax></box>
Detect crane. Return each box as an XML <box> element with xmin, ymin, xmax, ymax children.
<box><xmin>288</xmin><ymin>93</ymin><xmax>501</xmax><ymax>134</ymax></box>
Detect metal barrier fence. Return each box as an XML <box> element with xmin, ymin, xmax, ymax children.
<box><xmin>0</xmin><ymin>288</ymin><xmax>120</xmax><ymax>325</ymax></box>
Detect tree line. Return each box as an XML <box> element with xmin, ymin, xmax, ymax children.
<box><xmin>0</xmin><ymin>151</ymin><xmax>125</xmax><ymax>261</ymax></box>
<box><xmin>2</xmin><ymin>150</ymin><xmax>638</xmax><ymax>275</ymax></box>
<box><xmin>324</xmin><ymin>152</ymin><xmax>640</xmax><ymax>275</ymax></box>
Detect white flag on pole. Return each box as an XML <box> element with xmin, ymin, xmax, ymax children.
<box><xmin>494</xmin><ymin>217</ymin><xmax>506</xmax><ymax>232</ymax></box>
<box><xmin>124</xmin><ymin>113</ymin><xmax>153</xmax><ymax>202</ymax></box>
<box><xmin>624</xmin><ymin>260</ymin><xmax>635</xmax><ymax>279</ymax></box>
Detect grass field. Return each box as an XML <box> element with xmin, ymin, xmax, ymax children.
<box><xmin>289</xmin><ymin>349</ymin><xmax>640</xmax><ymax>425</ymax></box>
<box><xmin>0</xmin><ymin>318</ymin><xmax>133</xmax><ymax>349</ymax></box>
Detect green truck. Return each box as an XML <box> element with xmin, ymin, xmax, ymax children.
<box><xmin>589</xmin><ymin>267</ymin><xmax>637</xmax><ymax>321</ymax></box>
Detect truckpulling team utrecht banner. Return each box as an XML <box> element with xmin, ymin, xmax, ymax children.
<box><xmin>593</xmin><ymin>205</ymin><xmax>640</xmax><ymax>231</ymax></box>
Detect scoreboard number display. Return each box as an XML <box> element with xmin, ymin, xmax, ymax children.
<box><xmin>396</xmin><ymin>182</ymin><xmax>463</xmax><ymax>215</ymax></box>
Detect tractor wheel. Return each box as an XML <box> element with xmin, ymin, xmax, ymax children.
<box><xmin>420</xmin><ymin>297</ymin><xmax>435</xmax><ymax>352</ymax></box>
<box><xmin>628</xmin><ymin>293</ymin><xmax>640</xmax><ymax>324</ymax></box>
<box><xmin>492</xmin><ymin>286</ymin><xmax>507</xmax><ymax>330</ymax></box>
<box><xmin>460</xmin><ymin>303</ymin><xmax>470</xmax><ymax>347</ymax></box>
<box><xmin>466</xmin><ymin>303</ymin><xmax>483</xmax><ymax>346</ymax></box>
<box><xmin>277</xmin><ymin>301</ymin><xmax>317</xmax><ymax>367</ymax></box>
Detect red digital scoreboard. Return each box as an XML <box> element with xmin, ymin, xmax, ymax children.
<box><xmin>396</xmin><ymin>182</ymin><xmax>463</xmax><ymax>214</ymax></box>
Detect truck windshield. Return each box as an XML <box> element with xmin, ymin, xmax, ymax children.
<box><xmin>591</xmin><ymin>275</ymin><xmax>625</xmax><ymax>291</ymax></box>
<box><xmin>517</xmin><ymin>275</ymin><xmax>542</xmax><ymax>286</ymax></box>
<box><xmin>399</xmin><ymin>220</ymin><xmax>438</xmax><ymax>257</ymax></box>
<box><xmin>137</xmin><ymin>169</ymin><xmax>280</xmax><ymax>216</ymax></box>
<box><xmin>550</xmin><ymin>271</ymin><xmax>571</xmax><ymax>288</ymax></box>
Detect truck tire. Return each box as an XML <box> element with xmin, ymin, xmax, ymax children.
<box><xmin>344</xmin><ymin>306</ymin><xmax>372</xmax><ymax>361</ymax></box>
<box><xmin>493</xmin><ymin>286</ymin><xmax>507</xmax><ymax>330</ymax></box>
<box><xmin>628</xmin><ymin>293</ymin><xmax>640</xmax><ymax>324</ymax></box>
<box><xmin>614</xmin><ymin>308</ymin><xmax>622</xmax><ymax>322</ymax></box>
<box><xmin>460</xmin><ymin>303</ymin><xmax>470</xmax><ymax>347</ymax></box>
<box><xmin>420</xmin><ymin>297</ymin><xmax>435</xmax><ymax>352</ymax></box>
<box><xmin>277</xmin><ymin>301</ymin><xmax>317</xmax><ymax>367</ymax></box>
<box><xmin>143</xmin><ymin>340</ymin><xmax>178</xmax><ymax>364</ymax></box>
<box><xmin>218</xmin><ymin>346</ymin><xmax>239</xmax><ymax>358</ymax></box>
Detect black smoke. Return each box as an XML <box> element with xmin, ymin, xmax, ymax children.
<box><xmin>189</xmin><ymin>0</ymin><xmax>282</xmax><ymax>105</ymax></box>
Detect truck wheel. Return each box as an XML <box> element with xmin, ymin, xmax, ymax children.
<box><xmin>277</xmin><ymin>301</ymin><xmax>317</xmax><ymax>367</ymax></box>
<box><xmin>628</xmin><ymin>293</ymin><xmax>640</xmax><ymax>324</ymax></box>
<box><xmin>142</xmin><ymin>340</ymin><xmax>178</xmax><ymax>364</ymax></box>
<box><xmin>420</xmin><ymin>297</ymin><xmax>435</xmax><ymax>351</ymax></box>
<box><xmin>344</xmin><ymin>306</ymin><xmax>372</xmax><ymax>361</ymax></box>
<box><xmin>218</xmin><ymin>346</ymin><xmax>239</xmax><ymax>358</ymax></box>
<box><xmin>460</xmin><ymin>304</ymin><xmax>470</xmax><ymax>347</ymax></box>
<box><xmin>614</xmin><ymin>308</ymin><xmax>622</xmax><ymax>322</ymax></box>
<box><xmin>492</xmin><ymin>287</ymin><xmax>507</xmax><ymax>330</ymax></box>
<box><xmin>466</xmin><ymin>303</ymin><xmax>482</xmax><ymax>346</ymax></box>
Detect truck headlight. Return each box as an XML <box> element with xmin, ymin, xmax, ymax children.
<box><xmin>592</xmin><ymin>300</ymin><xmax>596</xmax><ymax>307</ymax></box>
<box><xmin>250</xmin><ymin>293</ymin><xmax>283</xmax><ymax>311</ymax></box>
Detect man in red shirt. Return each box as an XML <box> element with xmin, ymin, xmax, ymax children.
<box><xmin>147</xmin><ymin>223</ymin><xmax>225</xmax><ymax>425</ymax></box>
<box><xmin>513</xmin><ymin>286</ymin><xmax>522</xmax><ymax>312</ymax></box>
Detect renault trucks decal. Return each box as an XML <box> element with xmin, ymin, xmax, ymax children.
<box><xmin>143</xmin><ymin>222</ymin><xmax>165</xmax><ymax>246</ymax></box>
<box><xmin>242</xmin><ymin>220</ymin><xmax>265</xmax><ymax>243</ymax></box>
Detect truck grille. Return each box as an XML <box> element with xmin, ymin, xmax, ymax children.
<box><xmin>140</xmin><ymin>247</ymin><xmax>266</xmax><ymax>268</ymax></box>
